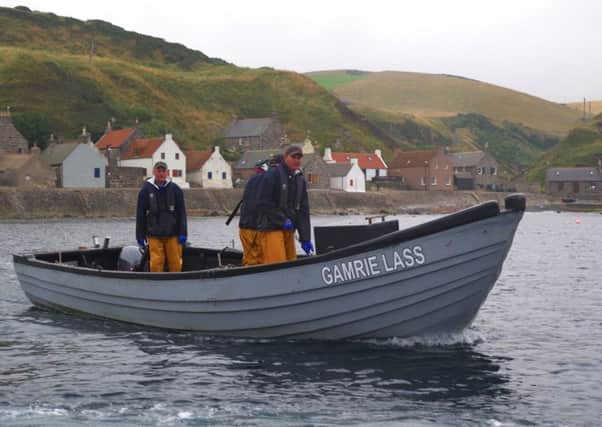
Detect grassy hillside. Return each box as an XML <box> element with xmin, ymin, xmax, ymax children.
<box><xmin>0</xmin><ymin>6</ymin><xmax>225</xmax><ymax>69</ymax></box>
<box><xmin>566</xmin><ymin>100</ymin><xmax>602</xmax><ymax>117</ymax></box>
<box><xmin>0</xmin><ymin>7</ymin><xmax>394</xmax><ymax>156</ymax></box>
<box><xmin>308</xmin><ymin>70</ymin><xmax>581</xmax><ymax>136</ymax></box>
<box><xmin>528</xmin><ymin>115</ymin><xmax>602</xmax><ymax>183</ymax></box>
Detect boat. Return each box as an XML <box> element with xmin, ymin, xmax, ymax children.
<box><xmin>12</xmin><ymin>194</ymin><xmax>526</xmax><ymax>340</ymax></box>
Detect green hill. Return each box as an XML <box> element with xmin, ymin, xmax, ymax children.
<box><xmin>308</xmin><ymin>70</ymin><xmax>581</xmax><ymax>136</ymax></box>
<box><xmin>0</xmin><ymin>7</ymin><xmax>391</xmax><ymax>156</ymax></box>
<box><xmin>528</xmin><ymin>115</ymin><xmax>602</xmax><ymax>183</ymax></box>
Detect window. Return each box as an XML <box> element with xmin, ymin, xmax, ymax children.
<box><xmin>311</xmin><ymin>174</ymin><xmax>318</xmax><ymax>185</ymax></box>
<box><xmin>420</xmin><ymin>176</ymin><xmax>426</xmax><ymax>186</ymax></box>
<box><xmin>434</xmin><ymin>162</ymin><xmax>439</xmax><ymax>169</ymax></box>
<box><xmin>446</xmin><ymin>176</ymin><xmax>452</xmax><ymax>186</ymax></box>
<box><xmin>558</xmin><ymin>182</ymin><xmax>564</xmax><ymax>191</ymax></box>
<box><xmin>444</xmin><ymin>164</ymin><xmax>449</xmax><ymax>169</ymax></box>
<box><xmin>477</xmin><ymin>167</ymin><xmax>483</xmax><ymax>175</ymax></box>
<box><xmin>175</xmin><ymin>153</ymin><xmax>180</xmax><ymax>160</ymax></box>
<box><xmin>490</xmin><ymin>167</ymin><xmax>496</xmax><ymax>175</ymax></box>
<box><xmin>161</xmin><ymin>152</ymin><xmax>165</xmax><ymax>160</ymax></box>
<box><xmin>94</xmin><ymin>167</ymin><xmax>101</xmax><ymax>178</ymax></box>
<box><xmin>172</xmin><ymin>169</ymin><xmax>182</xmax><ymax>177</ymax></box>
<box><xmin>349</xmin><ymin>179</ymin><xmax>354</xmax><ymax>187</ymax></box>
<box><xmin>222</xmin><ymin>171</ymin><xmax>227</xmax><ymax>180</ymax></box>
<box><xmin>431</xmin><ymin>176</ymin><xmax>437</xmax><ymax>185</ymax></box>
<box><xmin>208</xmin><ymin>171</ymin><xmax>213</xmax><ymax>180</ymax></box>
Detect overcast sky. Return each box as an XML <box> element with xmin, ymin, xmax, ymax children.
<box><xmin>2</xmin><ymin>0</ymin><xmax>601</xmax><ymax>102</ymax></box>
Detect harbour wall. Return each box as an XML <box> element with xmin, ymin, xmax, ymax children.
<box><xmin>0</xmin><ymin>188</ymin><xmax>557</xmax><ymax>220</ymax></box>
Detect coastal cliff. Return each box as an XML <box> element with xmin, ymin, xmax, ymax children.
<box><xmin>0</xmin><ymin>188</ymin><xmax>554</xmax><ymax>220</ymax></box>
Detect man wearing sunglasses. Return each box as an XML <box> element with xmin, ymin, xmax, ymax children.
<box><xmin>256</xmin><ymin>145</ymin><xmax>314</xmax><ymax>264</ymax></box>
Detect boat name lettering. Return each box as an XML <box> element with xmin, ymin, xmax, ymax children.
<box><xmin>321</xmin><ymin>245</ymin><xmax>426</xmax><ymax>285</ymax></box>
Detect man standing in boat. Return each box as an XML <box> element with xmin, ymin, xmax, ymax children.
<box><xmin>136</xmin><ymin>161</ymin><xmax>187</xmax><ymax>272</ymax></box>
<box><xmin>256</xmin><ymin>146</ymin><xmax>314</xmax><ymax>264</ymax></box>
<box><xmin>238</xmin><ymin>159</ymin><xmax>269</xmax><ymax>265</ymax></box>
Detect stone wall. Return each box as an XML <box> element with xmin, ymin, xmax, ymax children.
<box><xmin>0</xmin><ymin>188</ymin><xmax>556</xmax><ymax>220</ymax></box>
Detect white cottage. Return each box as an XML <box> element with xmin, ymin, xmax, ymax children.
<box><xmin>186</xmin><ymin>146</ymin><xmax>232</xmax><ymax>189</ymax></box>
<box><xmin>325</xmin><ymin>158</ymin><xmax>366</xmax><ymax>192</ymax></box>
<box><xmin>324</xmin><ymin>147</ymin><xmax>388</xmax><ymax>181</ymax></box>
<box><xmin>41</xmin><ymin>141</ymin><xmax>108</xmax><ymax>188</ymax></box>
<box><xmin>119</xmin><ymin>134</ymin><xmax>189</xmax><ymax>189</ymax></box>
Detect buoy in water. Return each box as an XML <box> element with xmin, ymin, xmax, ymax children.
<box><xmin>575</xmin><ymin>219</ymin><xmax>581</xmax><ymax>224</ymax></box>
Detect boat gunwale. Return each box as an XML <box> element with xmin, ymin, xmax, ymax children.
<box><xmin>13</xmin><ymin>197</ymin><xmax>524</xmax><ymax>280</ymax></box>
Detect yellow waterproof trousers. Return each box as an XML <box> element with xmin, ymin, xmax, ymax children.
<box><xmin>257</xmin><ymin>230</ymin><xmax>296</xmax><ymax>265</ymax></box>
<box><xmin>239</xmin><ymin>228</ymin><xmax>262</xmax><ymax>266</ymax></box>
<box><xmin>148</xmin><ymin>236</ymin><xmax>183</xmax><ymax>272</ymax></box>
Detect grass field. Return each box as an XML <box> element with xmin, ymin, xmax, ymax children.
<box><xmin>309</xmin><ymin>70</ymin><xmax>581</xmax><ymax>136</ymax></box>
<box><xmin>306</xmin><ymin>70</ymin><xmax>369</xmax><ymax>90</ymax></box>
<box><xmin>566</xmin><ymin>100</ymin><xmax>602</xmax><ymax>117</ymax></box>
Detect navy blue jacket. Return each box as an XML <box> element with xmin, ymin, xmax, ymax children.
<box><xmin>136</xmin><ymin>179</ymin><xmax>187</xmax><ymax>241</ymax></box>
<box><xmin>239</xmin><ymin>172</ymin><xmax>264</xmax><ymax>230</ymax></box>
<box><xmin>256</xmin><ymin>163</ymin><xmax>311</xmax><ymax>241</ymax></box>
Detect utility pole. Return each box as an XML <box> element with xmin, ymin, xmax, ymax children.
<box><xmin>583</xmin><ymin>97</ymin><xmax>587</xmax><ymax>121</ymax></box>
<box><xmin>89</xmin><ymin>38</ymin><xmax>95</xmax><ymax>64</ymax></box>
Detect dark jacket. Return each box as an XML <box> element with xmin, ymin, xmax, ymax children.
<box><xmin>239</xmin><ymin>172</ymin><xmax>264</xmax><ymax>230</ymax></box>
<box><xmin>256</xmin><ymin>163</ymin><xmax>311</xmax><ymax>241</ymax></box>
<box><xmin>136</xmin><ymin>179</ymin><xmax>187</xmax><ymax>241</ymax></box>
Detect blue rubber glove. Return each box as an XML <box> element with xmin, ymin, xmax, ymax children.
<box><xmin>301</xmin><ymin>240</ymin><xmax>314</xmax><ymax>255</ymax></box>
<box><xmin>178</xmin><ymin>235</ymin><xmax>187</xmax><ymax>244</ymax></box>
<box><xmin>137</xmin><ymin>239</ymin><xmax>146</xmax><ymax>247</ymax></box>
<box><xmin>283</xmin><ymin>218</ymin><xmax>294</xmax><ymax>230</ymax></box>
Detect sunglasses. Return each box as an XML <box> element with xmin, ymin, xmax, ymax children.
<box><xmin>291</xmin><ymin>153</ymin><xmax>303</xmax><ymax>159</ymax></box>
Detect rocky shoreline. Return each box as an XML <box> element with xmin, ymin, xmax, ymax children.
<box><xmin>0</xmin><ymin>187</ymin><xmax>569</xmax><ymax>220</ymax></box>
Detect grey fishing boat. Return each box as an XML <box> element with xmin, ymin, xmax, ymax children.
<box><xmin>12</xmin><ymin>194</ymin><xmax>526</xmax><ymax>340</ymax></box>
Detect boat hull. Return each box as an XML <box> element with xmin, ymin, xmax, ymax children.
<box><xmin>13</xmin><ymin>209</ymin><xmax>523</xmax><ymax>340</ymax></box>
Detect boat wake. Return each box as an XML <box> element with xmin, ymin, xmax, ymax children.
<box><xmin>362</xmin><ymin>328</ymin><xmax>485</xmax><ymax>348</ymax></box>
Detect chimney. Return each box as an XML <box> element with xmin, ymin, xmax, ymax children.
<box><xmin>350</xmin><ymin>158</ymin><xmax>359</xmax><ymax>166</ymax></box>
<box><xmin>214</xmin><ymin>146</ymin><xmax>220</xmax><ymax>154</ymax></box>
<box><xmin>106</xmin><ymin>120</ymin><xmax>112</xmax><ymax>133</ymax></box>
<box><xmin>374</xmin><ymin>149</ymin><xmax>382</xmax><ymax>159</ymax></box>
<box><xmin>165</xmin><ymin>133</ymin><xmax>173</xmax><ymax>142</ymax></box>
<box><xmin>82</xmin><ymin>126</ymin><xmax>87</xmax><ymax>136</ymax></box>
<box><xmin>324</xmin><ymin>147</ymin><xmax>333</xmax><ymax>163</ymax></box>
<box><xmin>31</xmin><ymin>144</ymin><xmax>41</xmax><ymax>156</ymax></box>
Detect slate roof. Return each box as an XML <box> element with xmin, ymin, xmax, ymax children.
<box><xmin>96</xmin><ymin>128</ymin><xmax>136</xmax><ymax>149</ymax></box>
<box><xmin>324</xmin><ymin>163</ymin><xmax>353</xmax><ymax>177</ymax></box>
<box><xmin>185</xmin><ymin>150</ymin><xmax>212</xmax><ymax>171</ymax></box>
<box><xmin>448</xmin><ymin>151</ymin><xmax>486</xmax><ymax>168</ymax></box>
<box><xmin>234</xmin><ymin>149</ymin><xmax>280</xmax><ymax>169</ymax></box>
<box><xmin>41</xmin><ymin>142</ymin><xmax>80</xmax><ymax>166</ymax></box>
<box><xmin>121</xmin><ymin>138</ymin><xmax>164</xmax><ymax>160</ymax></box>
<box><xmin>546</xmin><ymin>167</ymin><xmax>602</xmax><ymax>182</ymax></box>
<box><xmin>388</xmin><ymin>150</ymin><xmax>439</xmax><ymax>168</ymax></box>
<box><xmin>0</xmin><ymin>114</ymin><xmax>28</xmax><ymax>152</ymax></box>
<box><xmin>330</xmin><ymin>152</ymin><xmax>387</xmax><ymax>169</ymax></box>
<box><xmin>223</xmin><ymin>118</ymin><xmax>275</xmax><ymax>138</ymax></box>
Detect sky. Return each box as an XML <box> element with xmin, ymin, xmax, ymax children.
<box><xmin>2</xmin><ymin>0</ymin><xmax>601</xmax><ymax>103</ymax></box>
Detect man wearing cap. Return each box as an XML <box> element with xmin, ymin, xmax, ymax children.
<box><xmin>256</xmin><ymin>146</ymin><xmax>314</xmax><ymax>264</ymax></box>
<box><xmin>238</xmin><ymin>159</ymin><xmax>269</xmax><ymax>265</ymax></box>
<box><xmin>136</xmin><ymin>161</ymin><xmax>187</xmax><ymax>272</ymax></box>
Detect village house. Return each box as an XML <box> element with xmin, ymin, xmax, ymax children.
<box><xmin>41</xmin><ymin>141</ymin><xmax>108</xmax><ymax>188</ymax></box>
<box><xmin>546</xmin><ymin>165</ymin><xmax>602</xmax><ymax>199</ymax></box>
<box><xmin>448</xmin><ymin>150</ymin><xmax>502</xmax><ymax>190</ymax></box>
<box><xmin>0</xmin><ymin>109</ymin><xmax>29</xmax><ymax>153</ymax></box>
<box><xmin>119</xmin><ymin>134</ymin><xmax>189</xmax><ymax>188</ymax></box>
<box><xmin>232</xmin><ymin>149</ymin><xmax>279</xmax><ymax>184</ymax></box>
<box><xmin>323</xmin><ymin>148</ymin><xmax>388</xmax><ymax>181</ymax></box>
<box><xmin>325</xmin><ymin>158</ymin><xmax>366</xmax><ymax>192</ymax></box>
<box><xmin>186</xmin><ymin>146</ymin><xmax>232</xmax><ymax>189</ymax></box>
<box><xmin>95</xmin><ymin>124</ymin><xmax>146</xmax><ymax>188</ymax></box>
<box><xmin>388</xmin><ymin>149</ymin><xmax>453</xmax><ymax>191</ymax></box>
<box><xmin>221</xmin><ymin>114</ymin><xmax>286</xmax><ymax>152</ymax></box>
<box><xmin>0</xmin><ymin>147</ymin><xmax>55</xmax><ymax>187</ymax></box>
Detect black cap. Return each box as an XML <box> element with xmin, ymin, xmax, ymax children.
<box><xmin>153</xmin><ymin>161</ymin><xmax>168</xmax><ymax>169</ymax></box>
<box><xmin>284</xmin><ymin>145</ymin><xmax>303</xmax><ymax>157</ymax></box>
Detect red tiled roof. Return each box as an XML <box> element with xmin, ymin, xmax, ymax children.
<box><xmin>388</xmin><ymin>150</ymin><xmax>440</xmax><ymax>169</ymax></box>
<box><xmin>121</xmin><ymin>138</ymin><xmax>164</xmax><ymax>160</ymax></box>
<box><xmin>185</xmin><ymin>150</ymin><xmax>212</xmax><ymax>171</ymax></box>
<box><xmin>330</xmin><ymin>152</ymin><xmax>386</xmax><ymax>169</ymax></box>
<box><xmin>95</xmin><ymin>128</ymin><xmax>135</xmax><ymax>149</ymax></box>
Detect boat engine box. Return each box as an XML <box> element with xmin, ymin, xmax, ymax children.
<box><xmin>314</xmin><ymin>220</ymin><xmax>399</xmax><ymax>255</ymax></box>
